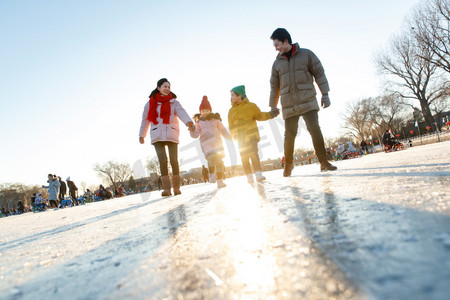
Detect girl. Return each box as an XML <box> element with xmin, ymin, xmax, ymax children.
<box><xmin>190</xmin><ymin>96</ymin><xmax>231</xmax><ymax>188</ymax></box>
<box><xmin>139</xmin><ymin>78</ymin><xmax>195</xmax><ymax>196</ymax></box>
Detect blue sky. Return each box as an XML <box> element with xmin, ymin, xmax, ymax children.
<box><xmin>0</xmin><ymin>0</ymin><xmax>420</xmax><ymax>187</ymax></box>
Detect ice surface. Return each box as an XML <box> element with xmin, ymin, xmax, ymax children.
<box><xmin>0</xmin><ymin>141</ymin><xmax>449</xmax><ymax>299</ymax></box>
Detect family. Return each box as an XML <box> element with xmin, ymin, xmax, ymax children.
<box><xmin>139</xmin><ymin>28</ymin><xmax>337</xmax><ymax>197</ymax></box>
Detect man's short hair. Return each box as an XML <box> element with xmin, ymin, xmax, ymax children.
<box><xmin>270</xmin><ymin>28</ymin><xmax>292</xmax><ymax>44</ymax></box>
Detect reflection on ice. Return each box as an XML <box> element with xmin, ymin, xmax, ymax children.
<box><xmin>222</xmin><ymin>183</ymin><xmax>278</xmax><ymax>293</ymax></box>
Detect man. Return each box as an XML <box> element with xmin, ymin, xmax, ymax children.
<box><xmin>66</xmin><ymin>177</ymin><xmax>78</xmax><ymax>205</ymax></box>
<box><xmin>58</xmin><ymin>176</ymin><xmax>67</xmax><ymax>203</ymax></box>
<box><xmin>269</xmin><ymin>28</ymin><xmax>337</xmax><ymax>176</ymax></box>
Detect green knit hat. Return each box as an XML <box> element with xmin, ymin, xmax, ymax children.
<box><xmin>231</xmin><ymin>85</ymin><xmax>246</xmax><ymax>99</ymax></box>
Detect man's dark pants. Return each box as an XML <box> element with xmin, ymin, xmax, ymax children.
<box><xmin>284</xmin><ymin>110</ymin><xmax>328</xmax><ymax>165</ymax></box>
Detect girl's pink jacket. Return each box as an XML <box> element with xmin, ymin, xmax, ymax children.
<box><xmin>190</xmin><ymin>118</ymin><xmax>231</xmax><ymax>158</ymax></box>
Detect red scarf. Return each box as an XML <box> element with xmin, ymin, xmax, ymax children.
<box><xmin>147</xmin><ymin>92</ymin><xmax>174</xmax><ymax>125</ymax></box>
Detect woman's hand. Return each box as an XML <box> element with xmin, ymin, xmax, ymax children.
<box><xmin>187</xmin><ymin>122</ymin><xmax>196</xmax><ymax>131</ymax></box>
<box><xmin>139</xmin><ymin>137</ymin><xmax>145</xmax><ymax>144</ymax></box>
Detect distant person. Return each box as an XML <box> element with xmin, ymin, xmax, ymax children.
<box><xmin>66</xmin><ymin>177</ymin><xmax>78</xmax><ymax>205</ymax></box>
<box><xmin>17</xmin><ymin>201</ymin><xmax>24</xmax><ymax>214</ymax></box>
<box><xmin>42</xmin><ymin>174</ymin><xmax>60</xmax><ymax>208</ymax></box>
<box><xmin>383</xmin><ymin>129</ymin><xmax>393</xmax><ymax>150</ymax></box>
<box><xmin>281</xmin><ymin>156</ymin><xmax>286</xmax><ymax>168</ymax></box>
<box><xmin>190</xmin><ymin>96</ymin><xmax>232</xmax><ymax>188</ymax></box>
<box><xmin>31</xmin><ymin>193</ymin><xmax>37</xmax><ymax>212</ymax></box>
<box><xmin>326</xmin><ymin>147</ymin><xmax>333</xmax><ymax>160</ymax></box>
<box><xmin>269</xmin><ymin>28</ymin><xmax>336</xmax><ymax>176</ymax></box>
<box><xmin>228</xmin><ymin>85</ymin><xmax>278</xmax><ymax>183</ymax></box>
<box><xmin>360</xmin><ymin>140</ymin><xmax>368</xmax><ymax>154</ymax></box>
<box><xmin>58</xmin><ymin>176</ymin><xmax>67</xmax><ymax>202</ymax></box>
<box><xmin>347</xmin><ymin>141</ymin><xmax>356</xmax><ymax>153</ymax></box>
<box><xmin>98</xmin><ymin>184</ymin><xmax>113</xmax><ymax>199</ymax></box>
<box><xmin>35</xmin><ymin>193</ymin><xmax>46</xmax><ymax>211</ymax></box>
<box><xmin>84</xmin><ymin>189</ymin><xmax>94</xmax><ymax>202</ymax></box>
<box><xmin>201</xmin><ymin>165</ymin><xmax>209</xmax><ymax>183</ymax></box>
<box><xmin>139</xmin><ymin>78</ymin><xmax>195</xmax><ymax>196</ymax></box>
<box><xmin>114</xmin><ymin>185</ymin><xmax>125</xmax><ymax>197</ymax></box>
<box><xmin>336</xmin><ymin>143</ymin><xmax>346</xmax><ymax>159</ymax></box>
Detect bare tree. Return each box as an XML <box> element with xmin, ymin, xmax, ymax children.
<box><xmin>145</xmin><ymin>157</ymin><xmax>161</xmax><ymax>176</ymax></box>
<box><xmin>429</xmin><ymin>81</ymin><xmax>450</xmax><ymax>114</ymax></box>
<box><xmin>369</xmin><ymin>94</ymin><xmax>408</xmax><ymax>134</ymax></box>
<box><xmin>0</xmin><ymin>183</ymin><xmax>42</xmax><ymax>210</ymax></box>
<box><xmin>343</xmin><ymin>94</ymin><xmax>408</xmax><ymax>142</ymax></box>
<box><xmin>375</xmin><ymin>30</ymin><xmax>443</xmax><ymax>128</ymax></box>
<box><xmin>411</xmin><ymin>0</ymin><xmax>450</xmax><ymax>73</ymax></box>
<box><xmin>343</xmin><ymin>98</ymin><xmax>372</xmax><ymax>141</ymax></box>
<box><xmin>93</xmin><ymin>161</ymin><xmax>133</xmax><ymax>191</ymax></box>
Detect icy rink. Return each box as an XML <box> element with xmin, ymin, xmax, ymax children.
<box><xmin>1</xmin><ymin>141</ymin><xmax>449</xmax><ymax>300</ymax></box>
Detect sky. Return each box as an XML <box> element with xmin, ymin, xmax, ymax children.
<box><xmin>0</xmin><ymin>0</ymin><xmax>421</xmax><ymax>187</ymax></box>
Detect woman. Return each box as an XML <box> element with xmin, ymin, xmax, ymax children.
<box><xmin>139</xmin><ymin>78</ymin><xmax>194</xmax><ymax>196</ymax></box>
<box><xmin>42</xmin><ymin>174</ymin><xmax>60</xmax><ymax>208</ymax></box>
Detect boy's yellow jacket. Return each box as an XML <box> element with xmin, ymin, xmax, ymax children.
<box><xmin>228</xmin><ymin>97</ymin><xmax>272</xmax><ymax>144</ymax></box>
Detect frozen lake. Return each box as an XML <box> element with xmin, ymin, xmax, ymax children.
<box><xmin>1</xmin><ymin>141</ymin><xmax>449</xmax><ymax>299</ymax></box>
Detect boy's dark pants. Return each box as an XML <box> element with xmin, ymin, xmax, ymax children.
<box><xmin>239</xmin><ymin>139</ymin><xmax>262</xmax><ymax>175</ymax></box>
<box><xmin>284</xmin><ymin>110</ymin><xmax>328</xmax><ymax>165</ymax></box>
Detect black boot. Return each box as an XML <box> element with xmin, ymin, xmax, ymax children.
<box><xmin>320</xmin><ymin>162</ymin><xmax>337</xmax><ymax>172</ymax></box>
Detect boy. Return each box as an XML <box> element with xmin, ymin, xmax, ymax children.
<box><xmin>228</xmin><ymin>85</ymin><xmax>279</xmax><ymax>183</ymax></box>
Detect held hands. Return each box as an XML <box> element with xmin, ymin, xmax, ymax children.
<box><xmin>187</xmin><ymin>122</ymin><xmax>196</xmax><ymax>131</ymax></box>
<box><xmin>270</xmin><ymin>107</ymin><xmax>280</xmax><ymax>118</ymax></box>
<box><xmin>321</xmin><ymin>94</ymin><xmax>331</xmax><ymax>108</ymax></box>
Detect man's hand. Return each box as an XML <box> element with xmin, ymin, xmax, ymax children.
<box><xmin>321</xmin><ymin>94</ymin><xmax>331</xmax><ymax>108</ymax></box>
<box><xmin>139</xmin><ymin>137</ymin><xmax>145</xmax><ymax>144</ymax></box>
<box><xmin>187</xmin><ymin>122</ymin><xmax>196</xmax><ymax>131</ymax></box>
<box><xmin>270</xmin><ymin>107</ymin><xmax>280</xmax><ymax>118</ymax></box>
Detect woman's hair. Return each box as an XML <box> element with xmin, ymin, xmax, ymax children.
<box><xmin>270</xmin><ymin>28</ymin><xmax>292</xmax><ymax>44</ymax></box>
<box><xmin>149</xmin><ymin>78</ymin><xmax>177</xmax><ymax>98</ymax></box>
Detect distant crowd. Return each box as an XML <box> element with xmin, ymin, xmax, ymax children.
<box><xmin>0</xmin><ymin>174</ymin><xmax>130</xmax><ymax>217</ymax></box>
